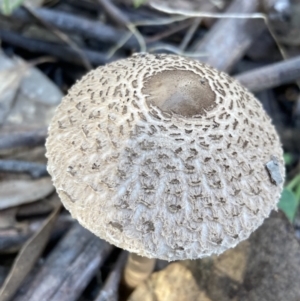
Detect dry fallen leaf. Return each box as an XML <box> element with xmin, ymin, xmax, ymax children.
<box><xmin>0</xmin><ymin>60</ymin><xmax>29</xmax><ymax>125</ymax></box>
<box><xmin>0</xmin><ymin>62</ymin><xmax>27</xmax><ymax>95</ymax></box>
<box><xmin>0</xmin><ymin>50</ymin><xmax>62</xmax><ymax>128</ymax></box>
<box><xmin>0</xmin><ymin>178</ymin><xmax>54</xmax><ymax>210</ymax></box>
<box><xmin>0</xmin><ymin>208</ymin><xmax>18</xmax><ymax>229</ymax></box>
<box><xmin>0</xmin><ymin>204</ymin><xmax>61</xmax><ymax>301</ymax></box>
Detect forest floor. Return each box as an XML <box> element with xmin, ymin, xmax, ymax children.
<box><xmin>0</xmin><ymin>0</ymin><xmax>300</xmax><ymax>300</ymax></box>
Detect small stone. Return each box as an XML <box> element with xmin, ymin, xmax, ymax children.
<box><xmin>266</xmin><ymin>155</ymin><xmax>284</xmax><ymax>185</ymax></box>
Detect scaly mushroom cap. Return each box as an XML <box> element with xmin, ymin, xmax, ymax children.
<box><xmin>46</xmin><ymin>54</ymin><xmax>284</xmax><ymax>261</ymax></box>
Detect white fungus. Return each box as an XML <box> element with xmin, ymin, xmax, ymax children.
<box><xmin>46</xmin><ymin>53</ymin><xmax>284</xmax><ymax>261</ymax></box>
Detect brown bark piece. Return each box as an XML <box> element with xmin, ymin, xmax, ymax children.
<box><xmin>129</xmin><ymin>211</ymin><xmax>300</xmax><ymax>301</ymax></box>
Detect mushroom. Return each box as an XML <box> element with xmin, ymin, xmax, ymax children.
<box><xmin>46</xmin><ymin>53</ymin><xmax>284</xmax><ymax>289</ymax></box>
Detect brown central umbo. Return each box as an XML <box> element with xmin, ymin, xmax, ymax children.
<box><xmin>143</xmin><ymin>70</ymin><xmax>217</xmax><ymax>118</ymax></box>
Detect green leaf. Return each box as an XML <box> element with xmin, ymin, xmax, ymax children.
<box><xmin>286</xmin><ymin>173</ymin><xmax>300</xmax><ymax>191</ymax></box>
<box><xmin>1</xmin><ymin>0</ymin><xmax>25</xmax><ymax>15</ymax></box>
<box><xmin>133</xmin><ymin>0</ymin><xmax>146</xmax><ymax>8</ymax></box>
<box><xmin>295</xmin><ymin>182</ymin><xmax>300</xmax><ymax>202</ymax></box>
<box><xmin>2</xmin><ymin>0</ymin><xmax>10</xmax><ymax>14</ymax></box>
<box><xmin>283</xmin><ymin>153</ymin><xmax>293</xmax><ymax>165</ymax></box>
<box><xmin>278</xmin><ymin>188</ymin><xmax>298</xmax><ymax>222</ymax></box>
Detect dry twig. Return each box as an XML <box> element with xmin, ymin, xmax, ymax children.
<box><xmin>152</xmin><ymin>0</ymin><xmax>265</xmax><ymax>72</ymax></box>
<box><xmin>23</xmin><ymin>4</ymin><xmax>92</xmax><ymax>70</ymax></box>
<box><xmin>179</xmin><ymin>18</ymin><xmax>201</xmax><ymax>51</ymax></box>
<box><xmin>146</xmin><ymin>19</ymin><xmax>193</xmax><ymax>43</ymax></box>
<box><xmin>0</xmin><ymin>215</ymin><xmax>73</xmax><ymax>252</ymax></box>
<box><xmin>96</xmin><ymin>0</ymin><xmax>129</xmax><ymax>27</ymax></box>
<box><xmin>0</xmin><ymin>30</ymin><xmax>115</xmax><ymax>66</ymax></box>
<box><xmin>8</xmin><ymin>7</ymin><xmax>139</xmax><ymax>48</ymax></box>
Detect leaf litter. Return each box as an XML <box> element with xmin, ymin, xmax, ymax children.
<box><xmin>0</xmin><ymin>177</ymin><xmax>54</xmax><ymax>210</ymax></box>
<box><xmin>0</xmin><ymin>203</ymin><xmax>61</xmax><ymax>301</ymax></box>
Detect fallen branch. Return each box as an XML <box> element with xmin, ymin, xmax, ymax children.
<box><xmin>235</xmin><ymin>56</ymin><xmax>300</xmax><ymax>92</ymax></box>
<box><xmin>0</xmin><ymin>160</ymin><xmax>48</xmax><ymax>178</ymax></box>
<box><xmin>0</xmin><ymin>30</ymin><xmax>118</xmax><ymax>66</ymax></box>
<box><xmin>0</xmin><ymin>127</ymin><xmax>47</xmax><ymax>151</ymax></box>
<box><xmin>153</xmin><ymin>0</ymin><xmax>265</xmax><ymax>72</ymax></box>
<box><xmin>94</xmin><ymin>251</ymin><xmax>128</xmax><ymax>301</ymax></box>
<box><xmin>23</xmin><ymin>4</ymin><xmax>92</xmax><ymax>70</ymax></box>
<box><xmin>178</xmin><ymin>1</ymin><xmax>218</xmax><ymax>51</ymax></box>
<box><xmin>7</xmin><ymin>7</ymin><xmax>139</xmax><ymax>49</ymax></box>
<box><xmin>14</xmin><ymin>223</ymin><xmax>113</xmax><ymax>301</ymax></box>
<box><xmin>0</xmin><ymin>215</ymin><xmax>73</xmax><ymax>252</ymax></box>
<box><xmin>96</xmin><ymin>0</ymin><xmax>129</xmax><ymax>27</ymax></box>
<box><xmin>193</xmin><ymin>0</ymin><xmax>264</xmax><ymax>71</ymax></box>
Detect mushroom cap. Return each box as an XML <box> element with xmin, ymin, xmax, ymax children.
<box><xmin>46</xmin><ymin>54</ymin><xmax>284</xmax><ymax>261</ymax></box>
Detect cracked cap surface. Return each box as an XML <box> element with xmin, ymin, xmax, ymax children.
<box><xmin>46</xmin><ymin>53</ymin><xmax>284</xmax><ymax>261</ymax></box>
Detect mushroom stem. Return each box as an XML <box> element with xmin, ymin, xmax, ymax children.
<box><xmin>123</xmin><ymin>253</ymin><xmax>156</xmax><ymax>289</ymax></box>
